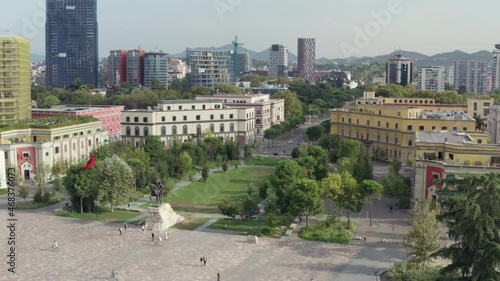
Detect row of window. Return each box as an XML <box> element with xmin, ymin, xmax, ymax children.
<box><xmin>341</xmin><ymin>117</ymin><xmax>467</xmax><ymax>131</ymax></box>
<box><xmin>125</xmin><ymin>123</ymin><xmax>237</xmax><ymax>136</ymax></box>
<box><xmin>54</xmin><ymin>139</ymin><xmax>96</xmax><ymax>154</ymax></box>
<box><xmin>126</xmin><ymin>114</ymin><xmax>237</xmax><ymax>123</ymax></box>
<box><xmin>53</xmin><ymin>130</ymin><xmax>97</xmax><ymax>140</ymax></box>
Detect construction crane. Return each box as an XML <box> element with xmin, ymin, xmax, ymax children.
<box><xmin>232</xmin><ymin>35</ymin><xmax>244</xmax><ymax>86</ymax></box>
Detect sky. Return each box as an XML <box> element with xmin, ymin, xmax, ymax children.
<box><xmin>2</xmin><ymin>0</ymin><xmax>500</xmax><ymax>59</ymax></box>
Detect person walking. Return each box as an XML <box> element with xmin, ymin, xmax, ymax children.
<box><xmin>152</xmin><ymin>233</ymin><xmax>155</xmax><ymax>241</ymax></box>
<box><xmin>123</xmin><ymin>223</ymin><xmax>127</xmax><ymax>231</ymax></box>
<box><xmin>200</xmin><ymin>257</ymin><xmax>203</xmax><ymax>267</ymax></box>
<box><xmin>365</xmin><ymin>211</ymin><xmax>369</xmax><ymax>218</ymax></box>
<box><xmin>389</xmin><ymin>205</ymin><xmax>393</xmax><ymax>213</ymax></box>
<box><xmin>217</xmin><ymin>272</ymin><xmax>220</xmax><ymax>281</ymax></box>
<box><xmin>119</xmin><ymin>228</ymin><xmax>122</xmax><ymax>236</ymax></box>
<box><xmin>142</xmin><ymin>225</ymin><xmax>145</xmax><ymax>232</ymax></box>
<box><xmin>203</xmin><ymin>256</ymin><xmax>207</xmax><ymax>266</ymax></box>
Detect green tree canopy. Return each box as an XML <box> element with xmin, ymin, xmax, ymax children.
<box><xmin>289</xmin><ymin>178</ymin><xmax>324</xmax><ymax>228</ymax></box>
<box><xmin>96</xmin><ymin>154</ymin><xmax>134</xmax><ymax>212</ymax></box>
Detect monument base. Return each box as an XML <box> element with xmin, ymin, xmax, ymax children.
<box><xmin>146</xmin><ymin>203</ymin><xmax>184</xmax><ymax>234</ymax></box>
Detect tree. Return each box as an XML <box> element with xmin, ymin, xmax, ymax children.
<box><xmin>222</xmin><ymin>161</ymin><xmax>229</xmax><ymax>173</ymax></box>
<box><xmin>215</xmin><ymin>83</ymin><xmax>243</xmax><ymax>93</ymax></box>
<box><xmin>297</xmin><ymin>156</ymin><xmax>317</xmax><ymax>179</ymax></box>
<box><xmin>271</xmin><ymin>90</ymin><xmax>303</xmax><ymax>119</ymax></box>
<box><xmin>263</xmin><ymin>128</ymin><xmax>277</xmax><ymax>146</ymax></box>
<box><xmin>382</xmin><ymin>161</ymin><xmax>411</xmax><ymax>208</ymax></box>
<box><xmin>33</xmin><ymin>163</ymin><xmax>51</xmax><ymax>203</ymax></box>
<box><xmin>321</xmin><ymin>171</ymin><xmax>360</xmax><ymax>228</ymax></box>
<box><xmin>305</xmin><ymin>125</ymin><xmax>325</xmax><ymax>143</ymax></box>
<box><xmin>201</xmin><ymin>165</ymin><xmax>209</xmax><ymax>182</ymax></box>
<box><xmin>404</xmin><ymin>200</ymin><xmax>441</xmax><ymax>269</ymax></box>
<box><xmin>64</xmin><ymin>163</ymin><xmax>98</xmax><ymax>212</ymax></box>
<box><xmin>339</xmin><ymin>140</ymin><xmax>360</xmax><ymax>159</ymax></box>
<box><xmin>434</xmin><ymin>173</ymin><xmax>500</xmax><ymax>280</ymax></box>
<box><xmin>360</xmin><ymin>180</ymin><xmax>383</xmax><ymax>226</ymax></box>
<box><xmin>244</xmin><ymin>144</ymin><xmax>253</xmax><ymax>160</ymax></box>
<box><xmin>143</xmin><ymin>135</ymin><xmax>165</xmax><ymax>164</ymax></box>
<box><xmin>178</xmin><ymin>152</ymin><xmax>192</xmax><ymax>179</ymax></box>
<box><xmin>241</xmin><ymin>195</ymin><xmax>259</xmax><ymax>219</ymax></box>
<box><xmin>291</xmin><ymin>145</ymin><xmax>308</xmax><ymax>159</ymax></box>
<box><xmin>17</xmin><ymin>184</ymin><xmax>30</xmax><ymax>202</ymax></box>
<box><xmin>352</xmin><ymin>148</ymin><xmax>373</xmax><ymax>183</ymax></box>
<box><xmin>289</xmin><ymin>178</ymin><xmax>324</xmax><ymax>228</ymax></box>
<box><xmin>271</xmin><ymin>160</ymin><xmax>302</xmax><ymax>213</ymax></box>
<box><xmin>96</xmin><ymin>155</ymin><xmax>134</xmax><ymax>212</ymax></box>
<box><xmin>217</xmin><ymin>199</ymin><xmax>239</xmax><ymax>225</ymax></box>
<box><xmin>39</xmin><ymin>95</ymin><xmax>61</xmax><ymax>108</ymax></box>
<box><xmin>191</xmin><ymin>86</ymin><xmax>211</xmax><ymax>96</ymax></box>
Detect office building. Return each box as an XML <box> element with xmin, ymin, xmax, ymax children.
<box><xmin>487</xmin><ymin>105</ymin><xmax>500</xmax><ymax>143</ymax></box>
<box><xmin>186</xmin><ymin>49</ymin><xmax>232</xmax><ymax>88</ymax></box>
<box><xmin>126</xmin><ymin>50</ymin><xmax>145</xmax><ymax>88</ymax></box>
<box><xmin>446</xmin><ymin>65</ymin><xmax>455</xmax><ymax>87</ymax></box>
<box><xmin>121</xmin><ymin>100</ymin><xmax>255</xmax><ymax>147</ymax></box>
<box><xmin>268</xmin><ymin>44</ymin><xmax>288</xmax><ymax>78</ymax></box>
<box><xmin>493</xmin><ymin>44</ymin><xmax>500</xmax><ymax>91</ymax></box>
<box><xmin>45</xmin><ymin>0</ymin><xmax>99</xmax><ymax>88</ymax></box>
<box><xmin>107</xmin><ymin>50</ymin><xmax>128</xmax><ymax>86</ymax></box>
<box><xmin>418</xmin><ymin>66</ymin><xmax>445</xmax><ymax>92</ymax></box>
<box><xmin>0</xmin><ymin>36</ymin><xmax>31</xmax><ymax>125</ymax></box>
<box><xmin>386</xmin><ymin>55</ymin><xmax>412</xmax><ymax>86</ymax></box>
<box><xmin>297</xmin><ymin>38</ymin><xmax>316</xmax><ymax>81</ymax></box>
<box><xmin>144</xmin><ymin>51</ymin><xmax>169</xmax><ymax>89</ymax></box>
<box><xmin>453</xmin><ymin>61</ymin><xmax>488</xmax><ymax>95</ymax></box>
<box><xmin>237</xmin><ymin>52</ymin><xmax>252</xmax><ymax>75</ymax></box>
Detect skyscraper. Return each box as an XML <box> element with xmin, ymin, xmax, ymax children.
<box><xmin>454</xmin><ymin>61</ymin><xmax>488</xmax><ymax>95</ymax></box>
<box><xmin>45</xmin><ymin>0</ymin><xmax>98</xmax><ymax>88</ymax></box>
<box><xmin>492</xmin><ymin>44</ymin><xmax>500</xmax><ymax>91</ymax></box>
<box><xmin>107</xmin><ymin>50</ymin><xmax>128</xmax><ymax>86</ymax></box>
<box><xmin>386</xmin><ymin>55</ymin><xmax>413</xmax><ymax>86</ymax></box>
<box><xmin>186</xmin><ymin>49</ymin><xmax>231</xmax><ymax>89</ymax></box>
<box><xmin>297</xmin><ymin>38</ymin><xmax>316</xmax><ymax>81</ymax></box>
<box><xmin>0</xmin><ymin>36</ymin><xmax>31</xmax><ymax>125</ymax></box>
<box><xmin>418</xmin><ymin>66</ymin><xmax>445</xmax><ymax>92</ymax></box>
<box><xmin>126</xmin><ymin>50</ymin><xmax>145</xmax><ymax>88</ymax></box>
<box><xmin>268</xmin><ymin>44</ymin><xmax>288</xmax><ymax>78</ymax></box>
<box><xmin>144</xmin><ymin>51</ymin><xmax>169</xmax><ymax>89</ymax></box>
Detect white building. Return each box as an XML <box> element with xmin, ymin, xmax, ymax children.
<box><xmin>268</xmin><ymin>44</ymin><xmax>288</xmax><ymax>77</ymax></box>
<box><xmin>446</xmin><ymin>65</ymin><xmax>455</xmax><ymax>87</ymax></box>
<box><xmin>167</xmin><ymin>59</ymin><xmax>187</xmax><ymax>87</ymax></box>
<box><xmin>121</xmin><ymin>100</ymin><xmax>255</xmax><ymax>147</ymax></box>
<box><xmin>418</xmin><ymin>66</ymin><xmax>445</xmax><ymax>92</ymax></box>
<box><xmin>186</xmin><ymin>49</ymin><xmax>232</xmax><ymax>88</ymax></box>
<box><xmin>454</xmin><ymin>61</ymin><xmax>488</xmax><ymax>95</ymax></box>
<box><xmin>492</xmin><ymin>44</ymin><xmax>500</xmax><ymax>91</ymax></box>
<box><xmin>195</xmin><ymin>93</ymin><xmax>285</xmax><ymax>138</ymax></box>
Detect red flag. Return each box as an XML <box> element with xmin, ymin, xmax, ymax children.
<box><xmin>83</xmin><ymin>155</ymin><xmax>95</xmax><ymax>170</ymax></box>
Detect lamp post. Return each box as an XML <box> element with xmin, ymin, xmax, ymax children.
<box><xmin>257</xmin><ymin>203</ymin><xmax>261</xmax><ymax>235</ymax></box>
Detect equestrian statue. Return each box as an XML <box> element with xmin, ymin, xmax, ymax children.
<box><xmin>150</xmin><ymin>179</ymin><xmax>165</xmax><ymax>206</ymax></box>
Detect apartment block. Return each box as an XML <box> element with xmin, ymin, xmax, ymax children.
<box><xmin>453</xmin><ymin>61</ymin><xmax>488</xmax><ymax>95</ymax></box>
<box><xmin>144</xmin><ymin>51</ymin><xmax>169</xmax><ymax>89</ymax></box>
<box><xmin>386</xmin><ymin>55</ymin><xmax>412</xmax><ymax>86</ymax></box>
<box><xmin>186</xmin><ymin>49</ymin><xmax>231</xmax><ymax>88</ymax></box>
<box><xmin>492</xmin><ymin>44</ymin><xmax>500</xmax><ymax>91</ymax></box>
<box><xmin>418</xmin><ymin>66</ymin><xmax>445</xmax><ymax>92</ymax></box>
<box><xmin>107</xmin><ymin>50</ymin><xmax>128</xmax><ymax>86</ymax></box>
<box><xmin>268</xmin><ymin>44</ymin><xmax>288</xmax><ymax>78</ymax></box>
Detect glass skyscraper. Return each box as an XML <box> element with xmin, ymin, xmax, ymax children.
<box><xmin>45</xmin><ymin>0</ymin><xmax>98</xmax><ymax>88</ymax></box>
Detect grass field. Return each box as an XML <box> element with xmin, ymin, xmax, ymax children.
<box><xmin>56</xmin><ymin>206</ymin><xmax>140</xmax><ymax>223</ymax></box>
<box><xmin>17</xmin><ymin>194</ymin><xmax>65</xmax><ymax>210</ymax></box>
<box><xmin>168</xmin><ymin>167</ymin><xmax>273</xmax><ymax>213</ymax></box>
<box><xmin>0</xmin><ymin>189</ymin><xmax>8</xmax><ymax>195</ymax></box>
<box><xmin>245</xmin><ymin>156</ymin><xmax>284</xmax><ymax>167</ymax></box>
<box><xmin>298</xmin><ymin>219</ymin><xmax>356</xmax><ymax>244</ymax></box>
<box><xmin>170</xmin><ymin>217</ymin><xmax>211</xmax><ymax>230</ymax></box>
<box><xmin>209</xmin><ymin>215</ymin><xmax>293</xmax><ymax>238</ymax></box>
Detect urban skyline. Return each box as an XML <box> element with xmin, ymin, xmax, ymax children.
<box><xmin>3</xmin><ymin>0</ymin><xmax>500</xmax><ymax>59</ymax></box>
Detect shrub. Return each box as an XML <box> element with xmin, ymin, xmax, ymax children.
<box><xmin>56</xmin><ymin>209</ymin><xmax>73</xmax><ymax>217</ymax></box>
<box><xmin>260</xmin><ymin>228</ymin><xmax>271</xmax><ymax>236</ymax></box>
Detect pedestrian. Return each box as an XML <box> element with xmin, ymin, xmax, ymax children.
<box><xmin>123</xmin><ymin>223</ymin><xmax>127</xmax><ymax>231</ymax></box>
<box><xmin>395</xmin><ymin>203</ymin><xmax>399</xmax><ymax>210</ymax></box>
<box><xmin>200</xmin><ymin>257</ymin><xmax>203</xmax><ymax>267</ymax></box>
<box><xmin>389</xmin><ymin>205</ymin><xmax>393</xmax><ymax>213</ymax></box>
<box><xmin>363</xmin><ymin>236</ymin><xmax>367</xmax><ymax>244</ymax></box>
<box><xmin>391</xmin><ymin>223</ymin><xmax>396</xmax><ymax>233</ymax></box>
<box><xmin>203</xmin><ymin>256</ymin><xmax>207</xmax><ymax>266</ymax></box>
<box><xmin>217</xmin><ymin>272</ymin><xmax>220</xmax><ymax>281</ymax></box>
<box><xmin>365</xmin><ymin>211</ymin><xmax>369</xmax><ymax>218</ymax></box>
<box><xmin>152</xmin><ymin>233</ymin><xmax>155</xmax><ymax>241</ymax></box>
<box><xmin>119</xmin><ymin>228</ymin><xmax>122</xmax><ymax>236</ymax></box>
<box><xmin>142</xmin><ymin>225</ymin><xmax>145</xmax><ymax>232</ymax></box>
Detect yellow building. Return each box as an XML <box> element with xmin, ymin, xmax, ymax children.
<box><xmin>0</xmin><ymin>36</ymin><xmax>31</xmax><ymax>125</ymax></box>
<box><xmin>330</xmin><ymin>103</ymin><xmax>476</xmax><ymax>162</ymax></box>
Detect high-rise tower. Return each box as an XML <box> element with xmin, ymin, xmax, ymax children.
<box><xmin>297</xmin><ymin>38</ymin><xmax>316</xmax><ymax>82</ymax></box>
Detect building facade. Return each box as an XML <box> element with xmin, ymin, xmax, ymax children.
<box><xmin>45</xmin><ymin>0</ymin><xmax>99</xmax><ymax>88</ymax></box>
<box><xmin>386</xmin><ymin>55</ymin><xmax>412</xmax><ymax>86</ymax></box>
<box><xmin>487</xmin><ymin>105</ymin><xmax>500</xmax><ymax>143</ymax></box>
<box><xmin>0</xmin><ymin>120</ymin><xmax>108</xmax><ymax>183</ymax></box>
<box><xmin>418</xmin><ymin>66</ymin><xmax>445</xmax><ymax>92</ymax></box>
<box><xmin>195</xmin><ymin>93</ymin><xmax>285</xmax><ymax>138</ymax></box>
<box><xmin>493</xmin><ymin>44</ymin><xmax>500</xmax><ymax>91</ymax></box>
<box><xmin>453</xmin><ymin>61</ymin><xmax>488</xmax><ymax>95</ymax></box>
<box><xmin>144</xmin><ymin>51</ymin><xmax>169</xmax><ymax>89</ymax></box>
<box><xmin>186</xmin><ymin>49</ymin><xmax>231</xmax><ymax>89</ymax></box>
<box><xmin>268</xmin><ymin>44</ymin><xmax>288</xmax><ymax>78</ymax></box>
<box><xmin>126</xmin><ymin>49</ymin><xmax>145</xmax><ymax>88</ymax></box>
<box><xmin>167</xmin><ymin>59</ymin><xmax>187</xmax><ymax>87</ymax></box>
<box><xmin>107</xmin><ymin>50</ymin><xmax>128</xmax><ymax>86</ymax></box>
<box><xmin>0</xmin><ymin>36</ymin><xmax>31</xmax><ymax>125</ymax></box>
<box><xmin>236</xmin><ymin>52</ymin><xmax>252</xmax><ymax>76</ymax></box>
<box><xmin>32</xmin><ymin>105</ymin><xmax>124</xmax><ymax>140</ymax></box>
<box><xmin>121</xmin><ymin>100</ymin><xmax>255</xmax><ymax>148</ymax></box>
<box><xmin>297</xmin><ymin>38</ymin><xmax>316</xmax><ymax>82</ymax></box>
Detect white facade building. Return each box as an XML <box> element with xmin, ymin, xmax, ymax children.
<box><xmin>418</xmin><ymin>66</ymin><xmax>445</xmax><ymax>92</ymax></box>
<box><xmin>454</xmin><ymin>61</ymin><xmax>488</xmax><ymax>95</ymax></box>
<box><xmin>268</xmin><ymin>44</ymin><xmax>288</xmax><ymax>77</ymax></box>
<box><xmin>492</xmin><ymin>44</ymin><xmax>500</xmax><ymax>91</ymax></box>
<box><xmin>121</xmin><ymin>100</ymin><xmax>256</xmax><ymax>147</ymax></box>
<box><xmin>186</xmin><ymin>49</ymin><xmax>232</xmax><ymax>88</ymax></box>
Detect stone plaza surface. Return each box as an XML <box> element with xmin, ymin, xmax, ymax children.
<box><xmin>1</xmin><ymin>209</ymin><xmax>362</xmax><ymax>281</ymax></box>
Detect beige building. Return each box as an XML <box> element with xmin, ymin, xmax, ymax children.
<box><xmin>121</xmin><ymin>100</ymin><xmax>256</xmax><ymax>147</ymax></box>
<box><xmin>195</xmin><ymin>93</ymin><xmax>285</xmax><ymax>138</ymax></box>
<box><xmin>467</xmin><ymin>98</ymin><xmax>493</xmax><ymax>130</ymax></box>
<box><xmin>0</xmin><ymin>119</ymin><xmax>108</xmax><ymax>184</ymax></box>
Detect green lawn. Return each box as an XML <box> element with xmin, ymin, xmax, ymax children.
<box><xmin>299</xmin><ymin>219</ymin><xmax>356</xmax><ymax>244</ymax></box>
<box><xmin>17</xmin><ymin>194</ymin><xmax>65</xmax><ymax>210</ymax></box>
<box><xmin>170</xmin><ymin>217</ymin><xmax>211</xmax><ymax>230</ymax></box>
<box><xmin>168</xmin><ymin>167</ymin><xmax>273</xmax><ymax>213</ymax></box>
<box><xmin>56</xmin><ymin>206</ymin><xmax>140</xmax><ymax>223</ymax></box>
<box><xmin>209</xmin><ymin>215</ymin><xmax>293</xmax><ymax>238</ymax></box>
<box><xmin>0</xmin><ymin>189</ymin><xmax>8</xmax><ymax>195</ymax></box>
<box><xmin>245</xmin><ymin>156</ymin><xmax>283</xmax><ymax>167</ymax></box>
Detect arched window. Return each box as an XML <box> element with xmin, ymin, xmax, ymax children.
<box><xmin>210</xmin><ymin>124</ymin><xmax>215</xmax><ymax>133</ymax></box>
<box><xmin>220</xmin><ymin>124</ymin><xmax>225</xmax><ymax>132</ymax></box>
<box><xmin>182</xmin><ymin>125</ymin><xmax>188</xmax><ymax>135</ymax></box>
<box><xmin>394</xmin><ymin>137</ymin><xmax>398</xmax><ymax>144</ymax></box>
<box><xmin>161</xmin><ymin>126</ymin><xmax>166</xmax><ymax>136</ymax></box>
<box><xmin>196</xmin><ymin>125</ymin><xmax>202</xmax><ymax>135</ymax></box>
<box><xmin>126</xmin><ymin>126</ymin><xmax>131</xmax><ymax>136</ymax></box>
<box><xmin>172</xmin><ymin>125</ymin><xmax>177</xmax><ymax>135</ymax></box>
<box><xmin>408</xmin><ymin>139</ymin><xmax>413</xmax><ymax>146</ymax></box>
<box><xmin>134</xmin><ymin>127</ymin><xmax>140</xmax><ymax>136</ymax></box>
<box><xmin>143</xmin><ymin>127</ymin><xmax>149</xmax><ymax>136</ymax></box>
<box><xmin>230</xmin><ymin>123</ymin><xmax>234</xmax><ymax>132</ymax></box>
<box><xmin>256</xmin><ymin>118</ymin><xmax>261</xmax><ymax>125</ymax></box>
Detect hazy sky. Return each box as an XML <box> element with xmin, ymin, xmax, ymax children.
<box><xmin>2</xmin><ymin>0</ymin><xmax>500</xmax><ymax>58</ymax></box>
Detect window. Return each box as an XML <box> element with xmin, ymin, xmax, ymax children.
<box><xmin>183</xmin><ymin>116</ymin><xmax>187</xmax><ymax>121</ymax></box>
<box><xmin>210</xmin><ymin>124</ymin><xmax>215</xmax><ymax>132</ymax></box>
<box><xmin>172</xmin><ymin>116</ymin><xmax>176</xmax><ymax>121</ymax></box>
<box><xmin>220</xmin><ymin>114</ymin><xmax>224</xmax><ymax>119</ymax></box>
<box><xmin>89</xmin><ymin>140</ymin><xmax>92</xmax><ymax>146</ymax></box>
<box><xmin>134</xmin><ymin>117</ymin><xmax>139</xmax><ymax>122</ymax></box>
<box><xmin>202</xmin><ymin>105</ymin><xmax>206</xmax><ymax>110</ymax></box>
<box><xmin>342</xmin><ymin>117</ymin><xmax>345</xmax><ymax>122</ymax></box>
<box><xmin>377</xmin><ymin>121</ymin><xmax>380</xmax><ymax>127</ymax></box>
<box><xmin>452</xmin><ymin>127</ymin><xmax>457</xmax><ymax>131</ymax></box>
<box><xmin>73</xmin><ymin>132</ymin><xmax>78</xmax><ymax>137</ymax></box>
<box><xmin>463</xmin><ymin>127</ymin><xmax>467</xmax><ymax>131</ymax></box>
<box><xmin>126</xmin><ymin>126</ymin><xmax>131</xmax><ymax>136</ymax></box>
<box><xmin>419</xmin><ymin>126</ymin><xmax>424</xmax><ymax>130</ymax></box>
<box><xmin>395</xmin><ymin>124</ymin><xmax>399</xmax><ymax>129</ymax></box>
<box><xmin>167</xmin><ymin>106</ymin><xmax>171</xmax><ymax>110</ymax></box>
<box><xmin>22</xmin><ymin>152</ymin><xmax>30</xmax><ymax>158</ymax></box>
<box><xmin>478</xmin><ymin>139</ymin><xmax>483</xmax><ymax>144</ymax></box>
<box><xmin>449</xmin><ymin>153</ymin><xmax>454</xmax><ymax>160</ymax></box>
<box><xmin>386</xmin><ymin>122</ymin><xmax>389</xmax><ymax>128</ymax></box>
<box><xmin>161</xmin><ymin>126</ymin><xmax>166</xmax><ymax>135</ymax></box>
<box><xmin>126</xmin><ymin>117</ymin><xmax>130</xmax><ymax>122</ymax></box>
<box><xmin>172</xmin><ymin>126</ymin><xmax>177</xmax><ymax>135</ymax></box>
<box><xmin>348</xmin><ymin>118</ymin><xmax>351</xmax><ymax>124</ymax></box>
<box><xmin>378</xmin><ymin>110</ymin><xmax>382</xmax><ymax>115</ymax></box>
<box><xmin>397</xmin><ymin>112</ymin><xmax>401</xmax><ymax>117</ymax></box>
<box><xmin>210</xmin><ymin>114</ymin><xmax>214</xmax><ymax>120</ymax></box>
<box><xmin>182</xmin><ymin>125</ymin><xmax>188</xmax><ymax>134</ymax></box>
<box><xmin>432</xmin><ymin>126</ymin><xmax>436</xmax><ymax>130</ymax></box>
<box><xmin>395</xmin><ymin>137</ymin><xmax>398</xmax><ymax>144</ymax></box>
<box><xmin>408</xmin><ymin>139</ymin><xmax>413</xmax><ymax>146</ymax></box>
<box><xmin>356</xmin><ymin>119</ymin><xmax>359</xmax><ymax>125</ymax></box>
<box><xmin>196</xmin><ymin>115</ymin><xmax>201</xmax><ymax>120</ymax></box>
<box><xmin>230</xmin><ymin>114</ymin><xmax>234</xmax><ymax>119</ymax></box>
<box><xmin>441</xmin><ymin>126</ymin><xmax>447</xmax><ymax>130</ymax></box>
<box><xmin>64</xmin><ymin>145</ymin><xmax>68</xmax><ymax>152</ymax></box>
<box><xmin>367</xmin><ymin>120</ymin><xmax>370</xmax><ymax>126</ymax></box>
<box><xmin>178</xmin><ymin>106</ymin><xmax>182</xmax><ymax>110</ymax></box>
<box><xmin>386</xmin><ymin>135</ymin><xmax>389</xmax><ymax>143</ymax></box>
<box><xmin>192</xmin><ymin>105</ymin><xmax>195</xmax><ymax>109</ymax></box>
<box><xmin>220</xmin><ymin>124</ymin><xmax>225</xmax><ymax>132</ymax></box>
<box><xmin>230</xmin><ymin>123</ymin><xmax>234</xmax><ymax>132</ymax></box>
<box><xmin>161</xmin><ymin>116</ymin><xmax>165</xmax><ymax>122</ymax></box>
<box><xmin>143</xmin><ymin>117</ymin><xmax>148</xmax><ymax>122</ymax></box>
<box><xmin>55</xmin><ymin>147</ymin><xmax>59</xmax><ymax>154</ymax></box>
<box><xmin>377</xmin><ymin>134</ymin><xmax>381</xmax><ymax>141</ymax></box>
<box><xmin>474</xmin><ymin>102</ymin><xmax>477</xmax><ymax>111</ymax></box>
<box><xmin>135</xmin><ymin>127</ymin><xmax>140</xmax><ymax>136</ymax></box>
<box><xmin>143</xmin><ymin>127</ymin><xmax>149</xmax><ymax>136</ymax></box>
<box><xmin>433</xmin><ymin>174</ymin><xmax>439</xmax><ymax>180</ymax></box>
<box><xmin>407</xmin><ymin>125</ymin><xmax>413</xmax><ymax>131</ymax></box>
<box><xmin>196</xmin><ymin>125</ymin><xmax>202</xmax><ymax>135</ymax></box>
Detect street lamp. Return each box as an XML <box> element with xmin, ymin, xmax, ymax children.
<box><xmin>257</xmin><ymin>203</ymin><xmax>261</xmax><ymax>235</ymax></box>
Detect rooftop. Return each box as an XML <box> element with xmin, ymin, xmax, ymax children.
<box><xmin>416</xmin><ymin>131</ymin><xmax>477</xmax><ymax>144</ymax></box>
<box><xmin>420</xmin><ymin>111</ymin><xmax>474</xmax><ymax>121</ymax></box>
<box><xmin>0</xmin><ymin>116</ymin><xmax>99</xmax><ymax>132</ymax></box>
<box><xmin>33</xmin><ymin>105</ymin><xmax>124</xmax><ymax>112</ymax></box>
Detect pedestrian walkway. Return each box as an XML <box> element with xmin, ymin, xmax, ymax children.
<box><xmin>194</xmin><ymin>218</ymin><xmax>219</xmax><ymax>231</ymax></box>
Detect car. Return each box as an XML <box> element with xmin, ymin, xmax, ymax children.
<box><xmin>272</xmin><ymin>152</ymin><xmax>279</xmax><ymax>156</ymax></box>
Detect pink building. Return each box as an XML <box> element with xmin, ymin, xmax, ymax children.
<box><xmin>32</xmin><ymin>105</ymin><xmax>124</xmax><ymax>140</ymax></box>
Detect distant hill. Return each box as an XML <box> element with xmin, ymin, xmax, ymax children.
<box><xmin>31</xmin><ymin>53</ymin><xmax>45</xmax><ymax>62</ymax></box>
<box><xmin>171</xmin><ymin>44</ymin><xmax>297</xmax><ymax>63</ymax></box>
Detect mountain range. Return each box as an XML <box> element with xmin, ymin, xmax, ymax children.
<box><xmin>31</xmin><ymin>47</ymin><xmax>494</xmax><ymax>67</ymax></box>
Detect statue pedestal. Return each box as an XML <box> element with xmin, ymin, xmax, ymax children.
<box><xmin>146</xmin><ymin>203</ymin><xmax>184</xmax><ymax>234</ymax></box>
